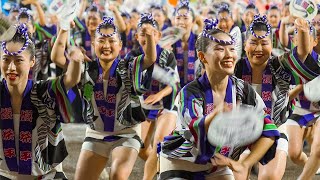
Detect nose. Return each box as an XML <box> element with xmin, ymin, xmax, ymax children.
<box><xmin>8</xmin><ymin>61</ymin><xmax>16</xmax><ymax>71</ymax></box>
<box><xmin>255</xmin><ymin>43</ymin><xmax>263</xmax><ymax>51</ymax></box>
<box><xmin>102</xmin><ymin>41</ymin><xmax>111</xmax><ymax>48</ymax></box>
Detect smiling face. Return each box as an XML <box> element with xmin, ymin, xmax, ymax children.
<box><xmin>1</xmin><ymin>42</ymin><xmax>34</xmax><ymax>87</ymax></box>
<box><xmin>199</xmin><ymin>33</ymin><xmax>237</xmax><ymax>76</ymax></box>
<box><xmin>94</xmin><ymin>27</ymin><xmax>122</xmax><ymax>63</ymax></box>
<box><xmin>174</xmin><ymin>8</ymin><xmax>194</xmax><ymax>35</ymax></box>
<box><xmin>86</xmin><ymin>11</ymin><xmax>101</xmax><ymax>32</ymax></box>
<box><xmin>152</xmin><ymin>9</ymin><xmax>166</xmax><ymax>27</ymax></box>
<box><xmin>135</xmin><ymin>23</ymin><xmax>161</xmax><ymax>51</ymax></box>
<box><xmin>267</xmin><ymin>9</ymin><xmax>280</xmax><ymax>28</ymax></box>
<box><xmin>218</xmin><ymin>11</ymin><xmax>234</xmax><ymax>33</ymax></box>
<box><xmin>245</xmin><ymin>31</ymin><xmax>272</xmax><ymax>67</ymax></box>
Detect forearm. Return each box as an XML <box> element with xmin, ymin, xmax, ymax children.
<box><xmin>297</xmin><ymin>25</ymin><xmax>310</xmax><ymax>62</ymax></box>
<box><xmin>51</xmin><ymin>29</ymin><xmax>68</xmax><ymax>68</ymax></box>
<box><xmin>289</xmin><ymin>85</ymin><xmax>303</xmax><ymax>101</ymax></box>
<box><xmin>279</xmin><ymin>22</ymin><xmax>288</xmax><ymax>48</ymax></box>
<box><xmin>112</xmin><ymin>8</ymin><xmax>126</xmax><ymax>32</ymax></box>
<box><xmin>243</xmin><ymin>136</ymin><xmax>275</xmax><ymax>167</ymax></box>
<box><xmin>158</xmin><ymin>85</ymin><xmax>173</xmax><ymax>98</ymax></box>
<box><xmin>143</xmin><ymin>34</ymin><xmax>157</xmax><ymax>69</ymax></box>
<box><xmin>34</xmin><ymin>2</ymin><xmax>46</xmax><ymax>26</ymax></box>
<box><xmin>64</xmin><ymin>57</ymin><xmax>82</xmax><ymax>90</ymax></box>
<box><xmin>78</xmin><ymin>0</ymin><xmax>87</xmax><ymax>19</ymax></box>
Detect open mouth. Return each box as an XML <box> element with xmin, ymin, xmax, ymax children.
<box><xmin>7</xmin><ymin>73</ymin><xmax>18</xmax><ymax>81</ymax></box>
<box><xmin>221</xmin><ymin>61</ymin><xmax>234</xmax><ymax>68</ymax></box>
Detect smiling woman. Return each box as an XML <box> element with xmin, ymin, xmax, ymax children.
<box><xmin>157</xmin><ymin>18</ymin><xmax>279</xmax><ymax>180</ymax></box>
<box><xmin>0</xmin><ymin>23</ymin><xmax>83</xmax><ymax>179</ymax></box>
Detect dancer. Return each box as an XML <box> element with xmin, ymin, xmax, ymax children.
<box><xmin>0</xmin><ymin>23</ymin><xmax>83</xmax><ymax>179</ymax></box>
<box><xmin>157</xmin><ymin>18</ymin><xmax>279</xmax><ymax>180</ymax></box>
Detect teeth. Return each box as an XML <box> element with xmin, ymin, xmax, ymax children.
<box><xmin>222</xmin><ymin>62</ymin><xmax>233</xmax><ymax>66</ymax></box>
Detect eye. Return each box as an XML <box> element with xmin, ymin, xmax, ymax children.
<box><xmin>230</xmin><ymin>48</ymin><xmax>236</xmax><ymax>51</ymax></box>
<box><xmin>250</xmin><ymin>41</ymin><xmax>256</xmax><ymax>45</ymax></box>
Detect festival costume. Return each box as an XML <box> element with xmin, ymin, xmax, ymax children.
<box><xmin>158</xmin><ymin>74</ymin><xmax>279</xmax><ymax>179</ymax></box>
<box><xmin>0</xmin><ymin>77</ymin><xmax>74</xmax><ymax>179</ymax></box>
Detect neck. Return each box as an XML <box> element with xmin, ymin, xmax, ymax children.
<box><xmin>182</xmin><ymin>31</ymin><xmax>191</xmax><ymax>42</ymax></box>
<box><xmin>207</xmin><ymin>71</ymin><xmax>229</xmax><ymax>93</ymax></box>
<box><xmin>99</xmin><ymin>60</ymin><xmax>114</xmax><ymax>79</ymax></box>
<box><xmin>8</xmin><ymin>80</ymin><xmax>27</xmax><ymax>98</ymax></box>
<box><xmin>250</xmin><ymin>60</ymin><xmax>268</xmax><ymax>84</ymax></box>
<box><xmin>158</xmin><ymin>22</ymin><xmax>164</xmax><ymax>30</ymax></box>
<box><xmin>314</xmin><ymin>44</ymin><xmax>320</xmax><ymax>54</ymax></box>
<box><xmin>89</xmin><ymin>30</ymin><xmax>96</xmax><ymax>38</ymax></box>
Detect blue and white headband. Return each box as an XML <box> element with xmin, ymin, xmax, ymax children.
<box><xmin>96</xmin><ymin>16</ymin><xmax>117</xmax><ymax>38</ymax></box>
<box><xmin>2</xmin><ymin>23</ymin><xmax>30</xmax><ymax>56</ymax></box>
<box><xmin>176</xmin><ymin>0</ymin><xmax>190</xmax><ymax>17</ymax></box>
<box><xmin>138</xmin><ymin>13</ymin><xmax>157</xmax><ymax>28</ymax></box>
<box><xmin>202</xmin><ymin>18</ymin><xmax>235</xmax><ymax>45</ymax></box>
<box><xmin>17</xmin><ymin>8</ymin><xmax>31</xmax><ymax>23</ymax></box>
<box><xmin>249</xmin><ymin>14</ymin><xmax>271</xmax><ymax>39</ymax></box>
<box><xmin>218</xmin><ymin>3</ymin><xmax>231</xmax><ymax>15</ymax></box>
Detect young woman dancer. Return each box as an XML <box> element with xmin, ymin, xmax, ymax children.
<box><xmin>157</xmin><ymin>18</ymin><xmax>279</xmax><ymax>180</ymax></box>
<box><xmin>51</xmin><ymin>16</ymin><xmax>158</xmax><ymax>179</ymax></box>
<box><xmin>236</xmin><ymin>15</ymin><xmax>313</xmax><ymax>180</ymax></box>
<box><xmin>0</xmin><ymin>23</ymin><xmax>83</xmax><ymax>179</ymax></box>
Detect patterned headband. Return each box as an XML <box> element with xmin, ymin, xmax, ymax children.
<box><xmin>218</xmin><ymin>3</ymin><xmax>231</xmax><ymax>15</ymax></box>
<box><xmin>87</xmin><ymin>3</ymin><xmax>99</xmax><ymax>12</ymax></box>
<box><xmin>17</xmin><ymin>8</ymin><xmax>31</xmax><ymax>23</ymax></box>
<box><xmin>2</xmin><ymin>23</ymin><xmax>30</xmax><ymax>56</ymax></box>
<box><xmin>96</xmin><ymin>16</ymin><xmax>117</xmax><ymax>38</ymax></box>
<box><xmin>202</xmin><ymin>18</ymin><xmax>235</xmax><ymax>45</ymax></box>
<box><xmin>138</xmin><ymin>13</ymin><xmax>157</xmax><ymax>28</ymax></box>
<box><xmin>176</xmin><ymin>0</ymin><xmax>190</xmax><ymax>17</ymax></box>
<box><xmin>249</xmin><ymin>14</ymin><xmax>271</xmax><ymax>39</ymax></box>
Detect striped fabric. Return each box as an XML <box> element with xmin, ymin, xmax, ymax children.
<box><xmin>0</xmin><ymin>76</ymin><xmax>73</xmax><ymax>178</ymax></box>
<box><xmin>159</xmin><ymin>75</ymin><xmax>279</xmax><ymax>165</ymax></box>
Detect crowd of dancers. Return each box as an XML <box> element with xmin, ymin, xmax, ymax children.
<box><xmin>0</xmin><ymin>0</ymin><xmax>320</xmax><ymax>179</ymax></box>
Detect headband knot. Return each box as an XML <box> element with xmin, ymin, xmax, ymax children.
<box><xmin>203</xmin><ymin>19</ymin><xmax>219</xmax><ymax>31</ymax></box>
<box><xmin>201</xmin><ymin>18</ymin><xmax>235</xmax><ymax>45</ymax></box>
<box><xmin>138</xmin><ymin>13</ymin><xmax>157</xmax><ymax>28</ymax></box>
<box><xmin>249</xmin><ymin>14</ymin><xmax>271</xmax><ymax>39</ymax></box>
<box><xmin>96</xmin><ymin>16</ymin><xmax>117</xmax><ymax>38</ymax></box>
<box><xmin>2</xmin><ymin>23</ymin><xmax>30</xmax><ymax>56</ymax></box>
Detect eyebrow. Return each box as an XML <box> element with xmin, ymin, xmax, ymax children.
<box><xmin>2</xmin><ymin>55</ymin><xmax>24</xmax><ymax>58</ymax></box>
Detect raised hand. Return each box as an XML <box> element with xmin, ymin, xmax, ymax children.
<box><xmin>68</xmin><ymin>46</ymin><xmax>84</xmax><ymax>63</ymax></box>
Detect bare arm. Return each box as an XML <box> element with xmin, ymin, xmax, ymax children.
<box><xmin>21</xmin><ymin>0</ymin><xmax>46</xmax><ymax>26</ymax></box>
<box><xmin>63</xmin><ymin>47</ymin><xmax>84</xmax><ymax>90</ymax></box>
<box><xmin>51</xmin><ymin>29</ymin><xmax>68</xmax><ymax>69</ymax></box>
<box><xmin>296</xmin><ymin>18</ymin><xmax>311</xmax><ymax>62</ymax></box>
<box><xmin>279</xmin><ymin>18</ymin><xmax>289</xmax><ymax>48</ymax></box>
<box><xmin>77</xmin><ymin>0</ymin><xmax>88</xmax><ymax>19</ymax></box>
<box><xmin>142</xmin><ymin>24</ymin><xmax>157</xmax><ymax>69</ymax></box>
<box><xmin>109</xmin><ymin>4</ymin><xmax>126</xmax><ymax>32</ymax></box>
<box><xmin>289</xmin><ymin>84</ymin><xmax>303</xmax><ymax>101</ymax></box>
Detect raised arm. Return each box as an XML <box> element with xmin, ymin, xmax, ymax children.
<box><xmin>21</xmin><ymin>0</ymin><xmax>46</xmax><ymax>26</ymax></box>
<box><xmin>295</xmin><ymin>18</ymin><xmax>311</xmax><ymax>62</ymax></box>
<box><xmin>51</xmin><ymin>29</ymin><xmax>68</xmax><ymax>69</ymax></box>
<box><xmin>109</xmin><ymin>4</ymin><xmax>126</xmax><ymax>32</ymax></box>
<box><xmin>279</xmin><ymin>15</ymin><xmax>296</xmax><ymax>48</ymax></box>
<box><xmin>77</xmin><ymin>0</ymin><xmax>88</xmax><ymax>19</ymax></box>
<box><xmin>63</xmin><ymin>47</ymin><xmax>84</xmax><ymax>90</ymax></box>
<box><xmin>142</xmin><ymin>24</ymin><xmax>157</xmax><ymax>69</ymax></box>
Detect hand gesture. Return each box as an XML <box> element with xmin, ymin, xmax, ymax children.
<box><xmin>68</xmin><ymin>46</ymin><xmax>84</xmax><ymax>63</ymax></box>
<box><xmin>141</xmin><ymin>24</ymin><xmax>157</xmax><ymax>36</ymax></box>
<box><xmin>294</xmin><ymin>17</ymin><xmax>310</xmax><ymax>33</ymax></box>
<box><xmin>144</xmin><ymin>93</ymin><xmax>163</xmax><ymax>105</ymax></box>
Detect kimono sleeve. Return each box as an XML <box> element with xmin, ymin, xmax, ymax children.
<box><xmin>37</xmin><ymin>76</ymin><xmax>75</xmax><ymax>123</ymax></box>
<box><xmin>253</xmin><ymin>91</ymin><xmax>281</xmax><ymax>165</ymax></box>
<box><xmin>130</xmin><ymin>54</ymin><xmax>154</xmax><ymax>94</ymax></box>
<box><xmin>279</xmin><ymin>47</ymin><xmax>320</xmax><ymax>82</ymax></box>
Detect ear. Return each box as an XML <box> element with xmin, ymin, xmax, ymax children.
<box><xmin>314</xmin><ymin>37</ymin><xmax>318</xmax><ymax>47</ymax></box>
<box><xmin>197</xmin><ymin>51</ymin><xmax>207</xmax><ymax>64</ymax></box>
<box><xmin>30</xmin><ymin>57</ymin><xmax>35</xmax><ymax>68</ymax></box>
<box><xmin>134</xmin><ymin>32</ymin><xmax>138</xmax><ymax>40</ymax></box>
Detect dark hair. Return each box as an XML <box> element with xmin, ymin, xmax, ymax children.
<box><xmin>3</xmin><ymin>30</ymin><xmax>35</xmax><ymax>60</ymax></box>
<box><xmin>196</xmin><ymin>29</ymin><xmax>231</xmax><ymax>52</ymax></box>
<box><xmin>151</xmin><ymin>5</ymin><xmax>167</xmax><ymax>16</ymax></box>
<box><xmin>137</xmin><ymin>13</ymin><xmax>160</xmax><ymax>31</ymax></box>
<box><xmin>245</xmin><ymin>4</ymin><xmax>258</xmax><ymax>13</ymax></box>
<box><xmin>245</xmin><ymin>22</ymin><xmax>272</xmax><ymax>40</ymax></box>
<box><xmin>267</xmin><ymin>5</ymin><xmax>280</xmax><ymax>14</ymax></box>
<box><xmin>174</xmin><ymin>6</ymin><xmax>195</xmax><ymax>21</ymax></box>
